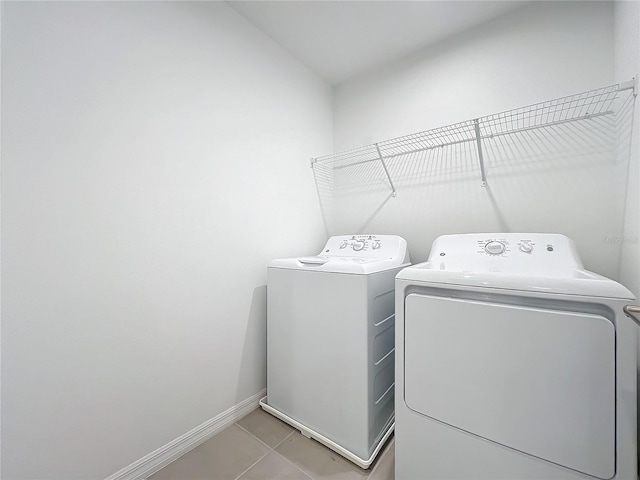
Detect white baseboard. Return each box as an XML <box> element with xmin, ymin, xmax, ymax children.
<box><xmin>105</xmin><ymin>389</ymin><xmax>266</xmax><ymax>480</ymax></box>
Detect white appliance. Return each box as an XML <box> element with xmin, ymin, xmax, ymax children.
<box><xmin>395</xmin><ymin>233</ymin><xmax>637</xmax><ymax>480</ymax></box>
<box><xmin>261</xmin><ymin>234</ymin><xmax>410</xmax><ymax>468</ymax></box>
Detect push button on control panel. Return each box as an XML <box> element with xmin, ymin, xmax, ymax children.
<box><xmin>484</xmin><ymin>241</ymin><xmax>506</xmax><ymax>255</ymax></box>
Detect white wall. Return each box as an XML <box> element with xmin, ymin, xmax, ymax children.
<box><xmin>613</xmin><ymin>0</ymin><xmax>640</xmax><ymax>454</ymax></box>
<box><xmin>1</xmin><ymin>2</ymin><xmax>332</xmax><ymax>478</ymax></box>
<box><xmin>0</xmin><ymin>2</ymin><xmax>4</xmax><ymax>476</ymax></box>
<box><xmin>331</xmin><ymin>1</ymin><xmax>626</xmax><ymax>278</ymax></box>
<box><xmin>616</xmin><ymin>2</ymin><xmax>640</xmax><ymax>297</ymax></box>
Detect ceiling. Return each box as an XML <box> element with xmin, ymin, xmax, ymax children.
<box><xmin>226</xmin><ymin>1</ymin><xmax>529</xmax><ymax>85</ymax></box>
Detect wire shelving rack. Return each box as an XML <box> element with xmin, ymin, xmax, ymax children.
<box><xmin>311</xmin><ymin>79</ymin><xmax>637</xmax><ymax>196</ymax></box>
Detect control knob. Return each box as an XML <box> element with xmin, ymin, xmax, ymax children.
<box><xmin>352</xmin><ymin>240</ymin><xmax>366</xmax><ymax>252</ymax></box>
<box><xmin>519</xmin><ymin>241</ymin><xmax>533</xmax><ymax>253</ymax></box>
<box><xmin>484</xmin><ymin>241</ymin><xmax>506</xmax><ymax>255</ymax></box>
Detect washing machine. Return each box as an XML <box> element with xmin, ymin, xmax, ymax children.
<box><xmin>395</xmin><ymin>233</ymin><xmax>637</xmax><ymax>480</ymax></box>
<box><xmin>261</xmin><ymin>234</ymin><xmax>410</xmax><ymax>468</ymax></box>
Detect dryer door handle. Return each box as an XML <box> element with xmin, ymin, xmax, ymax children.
<box><xmin>623</xmin><ymin>305</ymin><xmax>640</xmax><ymax>327</ymax></box>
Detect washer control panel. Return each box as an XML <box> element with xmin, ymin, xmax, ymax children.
<box><xmin>336</xmin><ymin>235</ymin><xmax>383</xmax><ymax>252</ymax></box>
<box><xmin>330</xmin><ymin>235</ymin><xmax>385</xmax><ymax>254</ymax></box>
<box><xmin>321</xmin><ymin>234</ymin><xmax>408</xmax><ymax>261</ymax></box>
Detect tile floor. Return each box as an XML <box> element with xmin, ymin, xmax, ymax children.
<box><xmin>149</xmin><ymin>407</ymin><xmax>395</xmax><ymax>480</ymax></box>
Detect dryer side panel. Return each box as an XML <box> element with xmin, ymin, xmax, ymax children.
<box><xmin>404</xmin><ymin>294</ymin><xmax>615</xmax><ymax>480</ymax></box>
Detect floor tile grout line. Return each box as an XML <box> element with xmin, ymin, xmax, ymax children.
<box><xmin>234</xmin><ymin>421</ymin><xmax>276</xmax><ymax>451</ymax></box>
<box><xmin>234</xmin><ymin>408</ymin><xmax>298</xmax><ymax>451</ymax></box>
<box><xmin>251</xmin><ymin>408</ymin><xmax>384</xmax><ymax>478</ymax></box>
<box><xmin>269</xmin><ymin>449</ymin><xmax>315</xmax><ymax>480</ymax></box>
<box><xmin>232</xmin><ymin>415</ymin><xmax>388</xmax><ymax>480</ymax></box>
<box><xmin>231</xmin><ymin>447</ymin><xmax>272</xmax><ymax>480</ymax></box>
<box><xmin>231</xmin><ymin>419</ymin><xmax>301</xmax><ymax>480</ymax></box>
<box><xmin>272</xmin><ymin>434</ymin><xmax>323</xmax><ymax>480</ymax></box>
<box><xmin>271</xmin><ymin>429</ymin><xmax>295</xmax><ymax>450</ymax></box>
<box><xmin>150</xmin><ymin>422</ymin><xmax>271</xmax><ymax>480</ymax></box>
<box><xmin>229</xmin><ymin>421</ymin><xmax>277</xmax><ymax>480</ymax></box>
<box><xmin>273</xmin><ymin>433</ymin><xmax>371</xmax><ymax>480</ymax></box>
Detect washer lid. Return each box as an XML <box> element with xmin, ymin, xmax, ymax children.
<box><xmin>269</xmin><ymin>234</ymin><xmax>410</xmax><ymax>274</ymax></box>
<box><xmin>397</xmin><ymin>233</ymin><xmax>633</xmax><ymax>299</ymax></box>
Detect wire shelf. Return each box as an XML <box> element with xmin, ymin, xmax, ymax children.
<box><xmin>311</xmin><ymin>79</ymin><xmax>636</xmax><ymax>194</ymax></box>
<box><xmin>478</xmin><ymin>84</ymin><xmax>619</xmax><ymax>139</ymax></box>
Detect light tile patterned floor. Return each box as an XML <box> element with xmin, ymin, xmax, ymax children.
<box><xmin>149</xmin><ymin>408</ymin><xmax>395</xmax><ymax>480</ymax></box>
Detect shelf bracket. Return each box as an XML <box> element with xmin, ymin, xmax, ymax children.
<box><xmin>618</xmin><ymin>76</ymin><xmax>637</xmax><ymax>97</ymax></box>
<box><xmin>473</xmin><ymin>119</ymin><xmax>488</xmax><ymax>187</ymax></box>
<box><xmin>374</xmin><ymin>143</ymin><xmax>397</xmax><ymax>197</ymax></box>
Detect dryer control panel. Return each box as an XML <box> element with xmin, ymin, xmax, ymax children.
<box><xmin>399</xmin><ymin>233</ymin><xmax>632</xmax><ymax>298</ymax></box>
<box><xmin>476</xmin><ymin>237</ymin><xmax>539</xmax><ymax>256</ymax></box>
<box><xmin>427</xmin><ymin>233</ymin><xmax>584</xmax><ymax>275</ymax></box>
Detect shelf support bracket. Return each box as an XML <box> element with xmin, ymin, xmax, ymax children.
<box><xmin>619</xmin><ymin>76</ymin><xmax>637</xmax><ymax>97</ymax></box>
<box><xmin>374</xmin><ymin>143</ymin><xmax>397</xmax><ymax>197</ymax></box>
<box><xmin>473</xmin><ymin>119</ymin><xmax>488</xmax><ymax>187</ymax></box>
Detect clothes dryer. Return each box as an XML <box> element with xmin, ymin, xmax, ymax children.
<box><xmin>262</xmin><ymin>234</ymin><xmax>410</xmax><ymax>468</ymax></box>
<box><xmin>395</xmin><ymin>233</ymin><xmax>637</xmax><ymax>479</ymax></box>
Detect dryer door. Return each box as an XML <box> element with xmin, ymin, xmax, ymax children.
<box><xmin>404</xmin><ymin>294</ymin><xmax>615</xmax><ymax>480</ymax></box>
